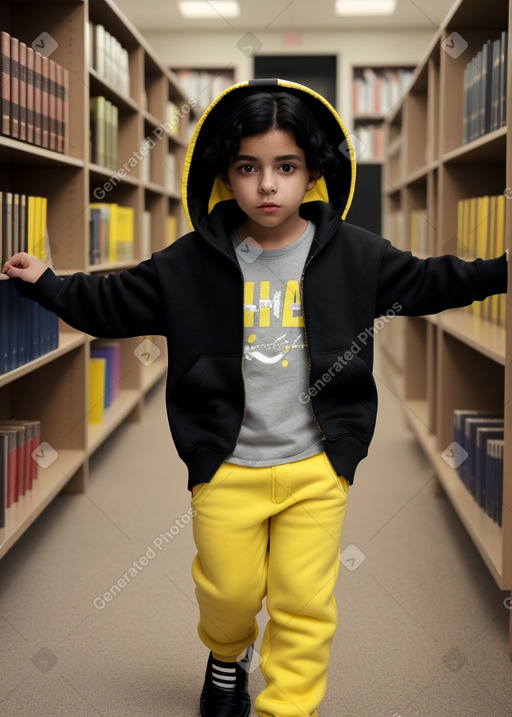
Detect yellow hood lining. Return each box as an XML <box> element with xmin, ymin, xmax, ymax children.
<box><xmin>182</xmin><ymin>79</ymin><xmax>356</xmax><ymax>229</ymax></box>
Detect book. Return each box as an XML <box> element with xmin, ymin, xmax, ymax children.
<box><xmin>26</xmin><ymin>46</ymin><xmax>35</xmax><ymax>144</ymax></box>
<box><xmin>0</xmin><ymin>433</ymin><xmax>7</xmax><ymax>527</ymax></box>
<box><xmin>90</xmin><ymin>342</ymin><xmax>121</xmax><ymax>407</ymax></box>
<box><xmin>90</xmin><ymin>21</ymin><xmax>130</xmax><ymax>97</ymax></box>
<box><xmin>10</xmin><ymin>36</ymin><xmax>19</xmax><ymax>140</ymax></box>
<box><xmin>41</xmin><ymin>55</ymin><xmax>49</xmax><ymax>148</ymax></box>
<box><xmin>88</xmin><ymin>357</ymin><xmax>106</xmax><ymax>423</ymax></box>
<box><xmin>485</xmin><ymin>438</ymin><xmax>504</xmax><ymax>525</ymax></box>
<box><xmin>0</xmin><ymin>278</ymin><xmax>58</xmax><ymax>374</ymax></box>
<box><xmin>1</xmin><ymin>31</ymin><xmax>10</xmax><ymax>136</ymax></box>
<box><xmin>18</xmin><ymin>40</ymin><xmax>27</xmax><ymax>142</ymax></box>
<box><xmin>475</xmin><ymin>426</ymin><xmax>504</xmax><ymax>509</ymax></box>
<box><xmin>89</xmin><ymin>202</ymin><xmax>134</xmax><ymax>264</ymax></box>
<box><xmin>463</xmin><ymin>31</ymin><xmax>509</xmax><ymax>144</ymax></box>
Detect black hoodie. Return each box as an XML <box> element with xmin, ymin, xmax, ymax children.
<box><xmin>14</xmin><ymin>79</ymin><xmax>508</xmax><ymax>490</ymax></box>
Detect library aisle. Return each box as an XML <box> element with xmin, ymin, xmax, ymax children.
<box><xmin>0</xmin><ymin>348</ymin><xmax>510</xmax><ymax>717</ymax></box>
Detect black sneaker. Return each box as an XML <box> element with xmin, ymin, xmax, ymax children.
<box><xmin>199</xmin><ymin>645</ymin><xmax>254</xmax><ymax>717</ymax></box>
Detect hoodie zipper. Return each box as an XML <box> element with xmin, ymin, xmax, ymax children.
<box><xmin>300</xmin><ymin>254</ymin><xmax>326</xmax><ymax>440</ymax></box>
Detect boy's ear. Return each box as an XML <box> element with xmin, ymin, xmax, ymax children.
<box><xmin>219</xmin><ymin>173</ymin><xmax>232</xmax><ymax>190</ymax></box>
<box><xmin>307</xmin><ymin>170</ymin><xmax>322</xmax><ymax>191</ymax></box>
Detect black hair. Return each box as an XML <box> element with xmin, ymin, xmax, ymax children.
<box><xmin>203</xmin><ymin>90</ymin><xmax>341</xmax><ymax>178</ymax></box>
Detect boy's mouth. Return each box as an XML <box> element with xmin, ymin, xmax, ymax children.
<box><xmin>258</xmin><ymin>202</ymin><xmax>280</xmax><ymax>210</ymax></box>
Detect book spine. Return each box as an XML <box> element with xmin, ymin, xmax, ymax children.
<box><xmin>33</xmin><ymin>49</ymin><xmax>42</xmax><ymax>146</ymax></box>
<box><xmin>26</xmin><ymin>46</ymin><xmax>35</xmax><ymax>144</ymax></box>
<box><xmin>48</xmin><ymin>57</ymin><xmax>57</xmax><ymax>151</ymax></box>
<box><xmin>0</xmin><ymin>31</ymin><xmax>10</xmax><ymax>136</ymax></box>
<box><xmin>41</xmin><ymin>54</ymin><xmax>49</xmax><ymax>148</ymax></box>
<box><xmin>10</xmin><ymin>36</ymin><xmax>19</xmax><ymax>140</ymax></box>
<box><xmin>18</xmin><ymin>41</ymin><xmax>27</xmax><ymax>142</ymax></box>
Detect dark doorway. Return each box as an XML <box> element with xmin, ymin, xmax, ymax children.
<box><xmin>253</xmin><ymin>55</ymin><xmax>337</xmax><ymax>106</ymax></box>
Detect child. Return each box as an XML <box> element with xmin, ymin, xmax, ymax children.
<box><xmin>3</xmin><ymin>79</ymin><xmax>508</xmax><ymax>717</ymax></box>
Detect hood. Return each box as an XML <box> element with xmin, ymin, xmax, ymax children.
<box><xmin>181</xmin><ymin>78</ymin><xmax>356</xmax><ymax>234</ymax></box>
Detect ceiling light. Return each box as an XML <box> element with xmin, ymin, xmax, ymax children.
<box><xmin>335</xmin><ymin>0</ymin><xmax>397</xmax><ymax>16</ymax></box>
<box><xmin>178</xmin><ymin>1</ymin><xmax>241</xmax><ymax>19</ymax></box>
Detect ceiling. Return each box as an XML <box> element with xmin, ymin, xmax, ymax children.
<box><xmin>114</xmin><ymin>0</ymin><xmax>457</xmax><ymax>33</ymax></box>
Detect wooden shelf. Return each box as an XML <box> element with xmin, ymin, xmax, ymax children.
<box><xmin>438</xmin><ymin>309</ymin><xmax>506</xmax><ymax>365</ymax></box>
<box><xmin>87</xmin><ymin>388</ymin><xmax>141</xmax><ymax>454</ymax></box>
<box><xmin>0</xmin><ymin>0</ymin><xmax>188</xmax><ymax>558</ymax></box>
<box><xmin>0</xmin><ymin>449</ymin><xmax>85</xmax><ymax>558</ymax></box>
<box><xmin>0</xmin><ymin>333</ymin><xmax>86</xmax><ymax>388</ymax></box>
<box><xmin>382</xmin><ymin>0</ymin><xmax>512</xmax><ymax>660</ymax></box>
<box><xmin>405</xmin><ymin>401</ymin><xmax>504</xmax><ymax>586</ymax></box>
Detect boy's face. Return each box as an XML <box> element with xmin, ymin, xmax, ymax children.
<box><xmin>223</xmin><ymin>128</ymin><xmax>319</xmax><ymax>245</ymax></box>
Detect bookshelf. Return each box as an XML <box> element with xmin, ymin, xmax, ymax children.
<box><xmin>0</xmin><ymin>0</ymin><xmax>190</xmax><ymax>557</ymax></box>
<box><xmin>380</xmin><ymin>0</ymin><xmax>512</xmax><ymax>658</ymax></box>
<box><xmin>352</xmin><ymin>65</ymin><xmax>413</xmax><ymax>163</ymax></box>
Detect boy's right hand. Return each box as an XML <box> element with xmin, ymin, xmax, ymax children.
<box><xmin>2</xmin><ymin>252</ymin><xmax>48</xmax><ymax>283</ymax></box>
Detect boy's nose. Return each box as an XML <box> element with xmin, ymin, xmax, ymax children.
<box><xmin>259</xmin><ymin>170</ymin><xmax>277</xmax><ymax>193</ymax></box>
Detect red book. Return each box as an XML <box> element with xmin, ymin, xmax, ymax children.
<box><xmin>10</xmin><ymin>36</ymin><xmax>19</xmax><ymax>139</ymax></box>
<box><xmin>55</xmin><ymin>63</ymin><xmax>62</xmax><ymax>152</ymax></box>
<box><xmin>41</xmin><ymin>54</ymin><xmax>49</xmax><ymax>148</ymax></box>
<box><xmin>0</xmin><ymin>429</ymin><xmax>19</xmax><ymax>506</ymax></box>
<box><xmin>33</xmin><ymin>50</ymin><xmax>42</xmax><ymax>146</ymax></box>
<box><xmin>0</xmin><ymin>433</ymin><xmax>7</xmax><ymax>527</ymax></box>
<box><xmin>18</xmin><ymin>41</ymin><xmax>27</xmax><ymax>141</ymax></box>
<box><xmin>8</xmin><ymin>420</ymin><xmax>41</xmax><ymax>491</ymax></box>
<box><xmin>48</xmin><ymin>58</ymin><xmax>56</xmax><ymax>151</ymax></box>
<box><xmin>1</xmin><ymin>424</ymin><xmax>26</xmax><ymax>499</ymax></box>
<box><xmin>26</xmin><ymin>46</ymin><xmax>34</xmax><ymax>144</ymax></box>
<box><xmin>62</xmin><ymin>67</ymin><xmax>69</xmax><ymax>154</ymax></box>
<box><xmin>1</xmin><ymin>31</ymin><xmax>10</xmax><ymax>136</ymax></box>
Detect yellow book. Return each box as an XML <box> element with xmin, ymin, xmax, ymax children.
<box><xmin>39</xmin><ymin>196</ymin><xmax>47</xmax><ymax>262</ymax></box>
<box><xmin>475</xmin><ymin>196</ymin><xmax>490</xmax><ymax>318</ymax></box>
<box><xmin>457</xmin><ymin>200</ymin><xmax>464</xmax><ymax>258</ymax></box>
<box><xmin>487</xmin><ymin>196</ymin><xmax>498</xmax><ymax>324</ymax></box>
<box><xmin>112</xmin><ymin>205</ymin><xmax>135</xmax><ymax>263</ymax></box>
<box><xmin>167</xmin><ymin>214</ymin><xmax>177</xmax><ymax>245</ymax></box>
<box><xmin>88</xmin><ymin>357</ymin><xmax>106</xmax><ymax>423</ymax></box>
<box><xmin>495</xmin><ymin>194</ymin><xmax>506</xmax><ymax>326</ymax></box>
<box><xmin>467</xmin><ymin>197</ymin><xmax>477</xmax><ymax>259</ymax></box>
<box><xmin>27</xmin><ymin>195</ymin><xmax>37</xmax><ymax>256</ymax></box>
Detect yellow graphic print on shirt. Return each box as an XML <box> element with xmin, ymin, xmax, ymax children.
<box><xmin>243</xmin><ymin>280</ymin><xmax>305</xmax><ymax>367</ymax></box>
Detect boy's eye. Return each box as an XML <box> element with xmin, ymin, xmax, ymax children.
<box><xmin>280</xmin><ymin>163</ymin><xmax>295</xmax><ymax>173</ymax></box>
<box><xmin>239</xmin><ymin>164</ymin><xmax>255</xmax><ymax>173</ymax></box>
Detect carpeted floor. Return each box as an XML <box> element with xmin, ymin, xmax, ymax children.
<box><xmin>1</xmin><ymin>351</ymin><xmax>511</xmax><ymax>716</ymax></box>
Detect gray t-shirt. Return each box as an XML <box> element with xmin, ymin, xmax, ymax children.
<box><xmin>227</xmin><ymin>221</ymin><xmax>323</xmax><ymax>467</ymax></box>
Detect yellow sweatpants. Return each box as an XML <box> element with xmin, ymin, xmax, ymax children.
<box><xmin>191</xmin><ymin>451</ymin><xmax>350</xmax><ymax>717</ymax></box>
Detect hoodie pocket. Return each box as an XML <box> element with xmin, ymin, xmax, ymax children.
<box><xmin>309</xmin><ymin>349</ymin><xmax>377</xmax><ymax>442</ymax></box>
<box><xmin>169</xmin><ymin>355</ymin><xmax>242</xmax><ymax>453</ymax></box>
